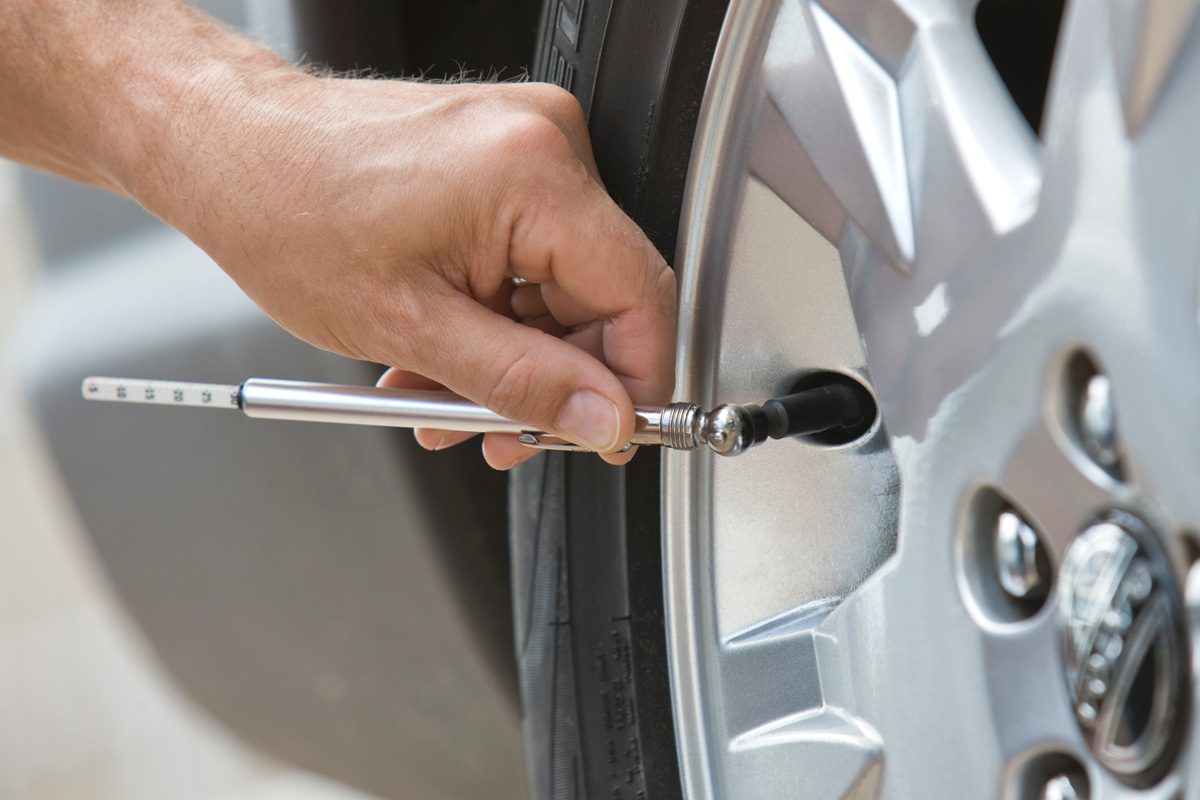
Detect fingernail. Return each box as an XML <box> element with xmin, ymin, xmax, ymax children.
<box><xmin>557</xmin><ymin>390</ymin><xmax>622</xmax><ymax>452</ymax></box>
<box><xmin>414</xmin><ymin>430</ymin><xmax>445</xmax><ymax>451</ymax></box>
<box><xmin>497</xmin><ymin>451</ymin><xmax>536</xmax><ymax>471</ymax></box>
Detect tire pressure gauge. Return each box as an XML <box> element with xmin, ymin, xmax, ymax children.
<box><xmin>82</xmin><ymin>375</ymin><xmax>871</xmax><ymax>456</ymax></box>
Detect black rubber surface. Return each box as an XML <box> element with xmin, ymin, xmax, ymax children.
<box><xmin>512</xmin><ymin>2</ymin><xmax>728</xmax><ymax>799</ymax></box>
<box><xmin>289</xmin><ymin>0</ymin><xmax>541</xmax><ymax>80</ymax></box>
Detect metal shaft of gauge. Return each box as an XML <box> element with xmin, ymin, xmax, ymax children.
<box><xmin>81</xmin><ymin>376</ymin><xmax>871</xmax><ymax>457</ymax></box>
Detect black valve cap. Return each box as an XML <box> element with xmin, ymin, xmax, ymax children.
<box><xmin>762</xmin><ymin>382</ymin><xmax>869</xmax><ymax>441</ymax></box>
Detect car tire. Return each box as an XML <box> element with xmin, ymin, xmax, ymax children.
<box><xmin>510</xmin><ymin>2</ymin><xmax>728</xmax><ymax>799</ymax></box>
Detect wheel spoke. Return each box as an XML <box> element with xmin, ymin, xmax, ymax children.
<box><xmin>1108</xmin><ymin>0</ymin><xmax>1200</xmax><ymax>133</ymax></box>
<box><xmin>765</xmin><ymin>0</ymin><xmax>914</xmax><ymax>263</ymax></box>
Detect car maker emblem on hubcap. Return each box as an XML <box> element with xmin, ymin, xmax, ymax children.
<box><xmin>1057</xmin><ymin>510</ymin><xmax>1189</xmax><ymax>785</ymax></box>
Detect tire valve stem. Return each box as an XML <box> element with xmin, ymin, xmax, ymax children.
<box><xmin>81</xmin><ymin>376</ymin><xmax>874</xmax><ymax>456</ymax></box>
<box><xmin>650</xmin><ymin>381</ymin><xmax>873</xmax><ymax>456</ymax></box>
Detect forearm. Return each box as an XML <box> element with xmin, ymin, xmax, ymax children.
<box><xmin>0</xmin><ymin>0</ymin><xmax>294</xmax><ymax>203</ymax></box>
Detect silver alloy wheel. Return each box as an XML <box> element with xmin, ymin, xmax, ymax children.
<box><xmin>665</xmin><ymin>1</ymin><xmax>1200</xmax><ymax>798</ymax></box>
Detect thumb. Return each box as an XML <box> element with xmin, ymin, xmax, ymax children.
<box><xmin>412</xmin><ymin>292</ymin><xmax>634</xmax><ymax>452</ymax></box>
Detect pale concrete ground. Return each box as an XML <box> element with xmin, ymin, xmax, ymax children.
<box><xmin>0</xmin><ymin>164</ymin><xmax>376</xmax><ymax>799</ymax></box>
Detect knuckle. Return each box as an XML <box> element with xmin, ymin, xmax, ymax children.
<box><xmin>480</xmin><ymin>101</ymin><xmax>568</xmax><ymax>160</ymax></box>
<box><xmin>481</xmin><ymin>111</ymin><xmax>574</xmax><ymax>180</ymax></box>
<box><xmin>530</xmin><ymin>83</ymin><xmax>586</xmax><ymax>126</ymax></box>
<box><xmin>649</xmin><ymin>261</ymin><xmax>677</xmax><ymax>310</ymax></box>
<box><xmin>507</xmin><ymin>178</ymin><xmax>559</xmax><ymax>250</ymax></box>
<box><xmin>483</xmin><ymin>345</ymin><xmax>553</xmax><ymax>421</ymax></box>
<box><xmin>369</xmin><ymin>286</ymin><xmax>449</xmax><ymax>369</ymax></box>
<box><xmin>509</xmin><ymin>112</ymin><xmax>572</xmax><ymax>156</ymax></box>
<box><xmin>626</xmin><ymin>248</ymin><xmax>676</xmax><ymax>318</ymax></box>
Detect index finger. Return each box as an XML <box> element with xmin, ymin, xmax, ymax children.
<box><xmin>507</xmin><ymin>179</ymin><xmax>677</xmax><ymax>405</ymax></box>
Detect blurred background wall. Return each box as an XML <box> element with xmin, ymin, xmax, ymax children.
<box><xmin>0</xmin><ymin>2</ymin><xmax>358</xmax><ymax>798</ymax></box>
<box><xmin>0</xmin><ymin>2</ymin><xmax>542</xmax><ymax>797</ymax></box>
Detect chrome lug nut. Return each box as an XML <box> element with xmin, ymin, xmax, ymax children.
<box><xmin>1041</xmin><ymin>772</ymin><xmax>1085</xmax><ymax>800</ymax></box>
<box><xmin>1079</xmin><ymin>373</ymin><xmax>1121</xmax><ymax>470</ymax></box>
<box><xmin>994</xmin><ymin>509</ymin><xmax>1045</xmax><ymax>599</ymax></box>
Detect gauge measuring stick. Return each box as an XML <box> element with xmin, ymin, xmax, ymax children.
<box><xmin>82</xmin><ymin>376</ymin><xmax>870</xmax><ymax>457</ymax></box>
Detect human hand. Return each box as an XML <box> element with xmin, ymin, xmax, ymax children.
<box><xmin>137</xmin><ymin>74</ymin><xmax>676</xmax><ymax>469</ymax></box>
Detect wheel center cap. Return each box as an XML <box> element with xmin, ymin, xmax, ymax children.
<box><xmin>1057</xmin><ymin>510</ymin><xmax>1190</xmax><ymax>785</ymax></box>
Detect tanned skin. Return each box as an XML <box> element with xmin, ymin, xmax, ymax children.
<box><xmin>0</xmin><ymin>1</ymin><xmax>676</xmax><ymax>469</ymax></box>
